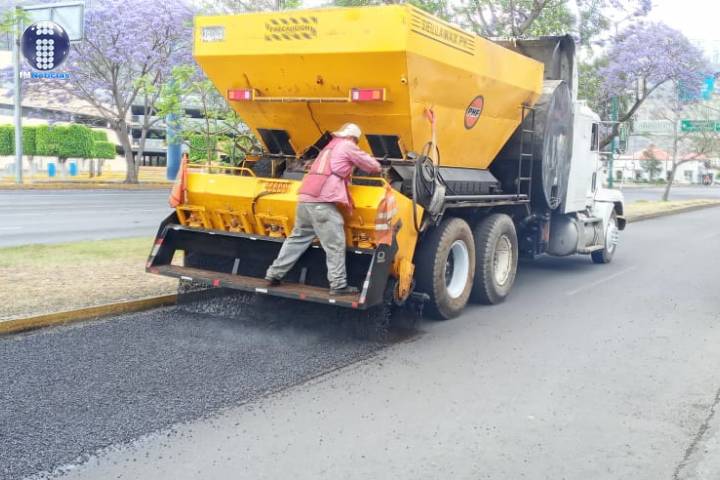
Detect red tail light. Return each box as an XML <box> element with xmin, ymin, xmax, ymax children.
<box><xmin>350</xmin><ymin>88</ymin><xmax>386</xmax><ymax>102</ymax></box>
<box><xmin>228</xmin><ymin>89</ymin><xmax>254</xmax><ymax>101</ymax></box>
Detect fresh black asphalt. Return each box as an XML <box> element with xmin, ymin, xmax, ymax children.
<box><xmin>0</xmin><ymin>295</ymin><xmax>381</xmax><ymax>480</ymax></box>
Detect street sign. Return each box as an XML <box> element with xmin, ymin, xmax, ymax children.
<box><xmin>20</xmin><ymin>21</ymin><xmax>71</xmax><ymax>71</ymax></box>
<box><xmin>680</xmin><ymin>120</ymin><xmax>720</xmax><ymax>133</ymax></box>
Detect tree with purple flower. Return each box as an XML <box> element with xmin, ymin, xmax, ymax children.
<box><xmin>2</xmin><ymin>0</ymin><xmax>194</xmax><ymax>183</ymax></box>
<box><xmin>596</xmin><ymin>22</ymin><xmax>707</xmax><ymax>150</ymax></box>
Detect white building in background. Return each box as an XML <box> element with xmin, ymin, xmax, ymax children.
<box><xmin>607</xmin><ymin>145</ymin><xmax>718</xmax><ymax>185</ymax></box>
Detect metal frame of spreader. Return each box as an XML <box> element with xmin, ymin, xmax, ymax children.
<box><xmin>146</xmin><ymin>213</ymin><xmax>399</xmax><ymax>310</ymax></box>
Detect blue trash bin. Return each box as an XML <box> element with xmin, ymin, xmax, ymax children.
<box><xmin>48</xmin><ymin>163</ymin><xmax>56</xmax><ymax>177</ymax></box>
<box><xmin>69</xmin><ymin>162</ymin><xmax>78</xmax><ymax>176</ymax></box>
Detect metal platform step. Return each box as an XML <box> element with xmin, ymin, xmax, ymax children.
<box><xmin>151</xmin><ymin>265</ymin><xmax>364</xmax><ymax>309</ymax></box>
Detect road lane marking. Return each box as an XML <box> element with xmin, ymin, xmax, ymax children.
<box><xmin>566</xmin><ymin>266</ymin><xmax>637</xmax><ymax>296</ymax></box>
<box><xmin>0</xmin><ymin>226</ymin><xmax>22</xmax><ymax>231</ymax></box>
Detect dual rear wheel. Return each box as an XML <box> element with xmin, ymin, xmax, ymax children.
<box><xmin>415</xmin><ymin>214</ymin><xmax>519</xmax><ymax>320</ymax></box>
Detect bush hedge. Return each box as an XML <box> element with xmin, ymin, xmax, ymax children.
<box><xmin>93</xmin><ymin>141</ymin><xmax>116</xmax><ymax>159</ymax></box>
<box><xmin>23</xmin><ymin>126</ymin><xmax>37</xmax><ymax>156</ymax></box>
<box><xmin>32</xmin><ymin>124</ymin><xmax>96</xmax><ymax>159</ymax></box>
<box><xmin>1</xmin><ymin>124</ymin><xmax>117</xmax><ymax>161</ymax></box>
<box><xmin>0</xmin><ymin>125</ymin><xmax>13</xmax><ymax>156</ymax></box>
<box><xmin>91</xmin><ymin>129</ymin><xmax>108</xmax><ymax>142</ymax></box>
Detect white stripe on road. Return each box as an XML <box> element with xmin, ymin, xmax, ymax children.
<box><xmin>566</xmin><ymin>266</ymin><xmax>637</xmax><ymax>296</ymax></box>
<box><xmin>0</xmin><ymin>226</ymin><xmax>22</xmax><ymax>231</ymax></box>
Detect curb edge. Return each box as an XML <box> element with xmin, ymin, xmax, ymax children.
<box><xmin>626</xmin><ymin>202</ymin><xmax>720</xmax><ymax>223</ymax></box>
<box><xmin>0</xmin><ymin>294</ymin><xmax>177</xmax><ymax>336</ymax></box>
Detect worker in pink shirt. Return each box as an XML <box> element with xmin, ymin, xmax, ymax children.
<box><xmin>265</xmin><ymin>123</ymin><xmax>381</xmax><ymax>295</ymax></box>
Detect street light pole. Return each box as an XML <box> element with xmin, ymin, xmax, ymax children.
<box><xmin>12</xmin><ymin>6</ymin><xmax>23</xmax><ymax>185</ymax></box>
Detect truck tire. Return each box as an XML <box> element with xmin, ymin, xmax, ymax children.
<box><xmin>470</xmin><ymin>214</ymin><xmax>518</xmax><ymax>305</ymax></box>
<box><xmin>415</xmin><ymin>217</ymin><xmax>475</xmax><ymax>320</ymax></box>
<box><xmin>591</xmin><ymin>212</ymin><xmax>618</xmax><ymax>264</ymax></box>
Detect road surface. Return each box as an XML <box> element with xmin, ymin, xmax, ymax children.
<box><xmin>1</xmin><ymin>186</ymin><xmax>718</xmax><ymax>247</ymax></box>
<box><xmin>2</xmin><ymin>207</ymin><xmax>719</xmax><ymax>479</ymax></box>
<box><xmin>0</xmin><ymin>189</ymin><xmax>172</xmax><ymax>247</ymax></box>
<box><xmin>619</xmin><ymin>185</ymin><xmax>720</xmax><ymax>203</ymax></box>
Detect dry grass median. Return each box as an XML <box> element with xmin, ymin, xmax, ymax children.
<box><xmin>625</xmin><ymin>199</ymin><xmax>720</xmax><ymax>221</ymax></box>
<box><xmin>0</xmin><ymin>237</ymin><xmax>177</xmax><ymax>321</ymax></box>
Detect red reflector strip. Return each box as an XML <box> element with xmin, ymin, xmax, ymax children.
<box><xmin>351</xmin><ymin>301</ymin><xmax>358</xmax><ymax>309</ymax></box>
<box><xmin>350</xmin><ymin>88</ymin><xmax>385</xmax><ymax>102</ymax></box>
<box><xmin>228</xmin><ymin>89</ymin><xmax>254</xmax><ymax>101</ymax></box>
<box><xmin>212</xmin><ymin>279</ymin><xmax>221</xmax><ymax>287</ymax></box>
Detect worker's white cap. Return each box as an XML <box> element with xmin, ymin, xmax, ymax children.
<box><xmin>332</xmin><ymin>123</ymin><xmax>362</xmax><ymax>139</ymax></box>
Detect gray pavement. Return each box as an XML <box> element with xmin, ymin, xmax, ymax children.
<box><xmin>1</xmin><ymin>186</ymin><xmax>717</xmax><ymax>248</ymax></box>
<box><xmin>0</xmin><ymin>189</ymin><xmax>172</xmax><ymax>247</ymax></box>
<box><xmin>1</xmin><ymin>207</ymin><xmax>718</xmax><ymax>479</ymax></box>
<box><xmin>618</xmin><ymin>185</ymin><xmax>720</xmax><ymax>203</ymax></box>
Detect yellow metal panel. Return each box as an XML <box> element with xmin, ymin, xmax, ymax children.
<box><xmin>181</xmin><ymin>171</ymin><xmax>421</xmax><ymax>280</ymax></box>
<box><xmin>194</xmin><ymin>4</ymin><xmax>543</xmax><ymax>169</ymax></box>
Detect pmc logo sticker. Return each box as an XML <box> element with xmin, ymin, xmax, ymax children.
<box><xmin>464</xmin><ymin>95</ymin><xmax>484</xmax><ymax>129</ymax></box>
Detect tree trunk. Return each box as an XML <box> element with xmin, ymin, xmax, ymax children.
<box><xmin>88</xmin><ymin>159</ymin><xmax>95</xmax><ymax>178</ymax></box>
<box><xmin>662</xmin><ymin>164</ymin><xmax>677</xmax><ymax>201</ymax></box>
<box><xmin>662</xmin><ymin>122</ymin><xmax>681</xmax><ymax>202</ymax></box>
<box><xmin>97</xmin><ymin>159</ymin><xmax>104</xmax><ymax>177</ymax></box>
<box><xmin>117</xmin><ymin>121</ymin><xmax>138</xmax><ymax>183</ymax></box>
<box><xmin>136</xmin><ymin>132</ymin><xmax>148</xmax><ymax>182</ymax></box>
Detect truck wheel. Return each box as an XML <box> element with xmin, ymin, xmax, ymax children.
<box><xmin>470</xmin><ymin>214</ymin><xmax>518</xmax><ymax>305</ymax></box>
<box><xmin>415</xmin><ymin>217</ymin><xmax>475</xmax><ymax>320</ymax></box>
<box><xmin>591</xmin><ymin>212</ymin><xmax>619</xmax><ymax>264</ymax></box>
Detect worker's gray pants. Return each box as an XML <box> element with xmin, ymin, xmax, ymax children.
<box><xmin>265</xmin><ymin>202</ymin><xmax>348</xmax><ymax>290</ymax></box>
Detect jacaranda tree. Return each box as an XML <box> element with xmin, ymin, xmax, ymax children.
<box><xmin>597</xmin><ymin>22</ymin><xmax>707</xmax><ymax>149</ymax></box>
<box><xmin>44</xmin><ymin>0</ymin><xmax>193</xmax><ymax>183</ymax></box>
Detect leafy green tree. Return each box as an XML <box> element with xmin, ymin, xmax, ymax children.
<box><xmin>332</xmin><ymin>0</ymin><xmax>650</xmax><ymax>42</ymax></box>
<box><xmin>332</xmin><ymin>0</ymin><xmax>449</xmax><ymax>18</ymax></box>
<box><xmin>640</xmin><ymin>152</ymin><xmax>662</xmax><ymax>181</ymax></box>
<box><xmin>196</xmin><ymin>0</ymin><xmax>301</xmax><ymax>13</ymax></box>
<box><xmin>156</xmin><ymin>66</ymin><xmax>260</xmax><ymax>165</ymax></box>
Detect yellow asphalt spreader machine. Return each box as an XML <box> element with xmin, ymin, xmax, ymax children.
<box><xmin>147</xmin><ymin>5</ymin><xmax>625</xmax><ymax>324</ymax></box>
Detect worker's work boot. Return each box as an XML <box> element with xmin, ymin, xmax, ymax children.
<box><xmin>329</xmin><ymin>285</ymin><xmax>359</xmax><ymax>295</ymax></box>
<box><xmin>265</xmin><ymin>277</ymin><xmax>282</xmax><ymax>287</ymax></box>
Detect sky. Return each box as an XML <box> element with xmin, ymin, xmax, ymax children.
<box><xmin>649</xmin><ymin>0</ymin><xmax>720</xmax><ymax>61</ymax></box>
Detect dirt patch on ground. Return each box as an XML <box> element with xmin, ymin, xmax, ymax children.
<box><xmin>0</xmin><ymin>238</ymin><xmax>177</xmax><ymax>321</ymax></box>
